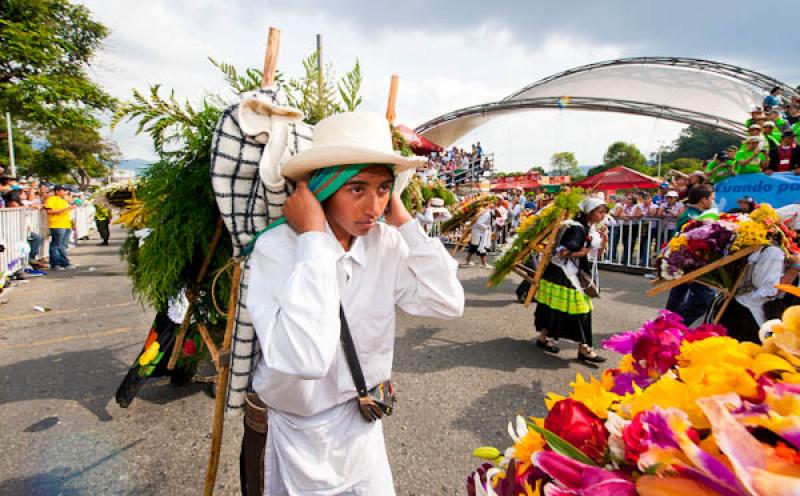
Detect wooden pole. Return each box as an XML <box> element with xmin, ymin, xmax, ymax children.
<box><xmin>261</xmin><ymin>27</ymin><xmax>281</xmax><ymax>88</ymax></box>
<box><xmin>204</xmin><ymin>25</ymin><xmax>284</xmax><ymax>495</ymax></box>
<box><xmin>386</xmin><ymin>75</ymin><xmax>399</xmax><ymax>124</ymax></box>
<box><xmin>524</xmin><ymin>211</ymin><xmax>568</xmax><ymax>308</ymax></box>
<box><xmin>316</xmin><ymin>34</ymin><xmax>323</xmax><ymax>117</ymax></box>
<box><xmin>713</xmin><ymin>264</ymin><xmax>750</xmax><ymax>324</ymax></box>
<box><xmin>168</xmin><ymin>217</ymin><xmax>225</xmax><ymax>370</ymax></box>
<box><xmin>203</xmin><ymin>261</ymin><xmax>242</xmax><ymax>496</ymax></box>
<box><xmin>646</xmin><ymin>244</ymin><xmax>759</xmax><ymax>297</ymax></box>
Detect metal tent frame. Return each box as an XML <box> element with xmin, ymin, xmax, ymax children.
<box><xmin>415</xmin><ymin>56</ymin><xmax>795</xmax><ymax>146</ymax></box>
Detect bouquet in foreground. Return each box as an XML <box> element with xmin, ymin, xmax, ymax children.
<box><xmin>660</xmin><ymin>204</ymin><xmax>798</xmax><ymax>282</ymax></box>
<box><xmin>468</xmin><ymin>307</ymin><xmax>800</xmax><ymax>496</ymax></box>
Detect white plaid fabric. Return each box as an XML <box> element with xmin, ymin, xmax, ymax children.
<box><xmin>210</xmin><ymin>88</ymin><xmax>311</xmax><ymax>414</ymax></box>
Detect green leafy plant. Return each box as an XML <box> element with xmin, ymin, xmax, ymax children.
<box><xmin>488</xmin><ymin>189</ymin><xmax>584</xmax><ymax>287</ymax></box>
<box><xmin>113</xmin><ymin>79</ymin><xmax>232</xmax><ymax>341</ymax></box>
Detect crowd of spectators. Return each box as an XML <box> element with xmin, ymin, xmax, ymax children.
<box><xmin>703</xmin><ymin>93</ymin><xmax>800</xmax><ymax>181</ymax></box>
<box><xmin>418</xmin><ymin>142</ymin><xmax>494</xmax><ymax>185</ymax></box>
<box><xmin>1</xmin><ymin>175</ymin><xmax>103</xmax><ymax>285</ymax></box>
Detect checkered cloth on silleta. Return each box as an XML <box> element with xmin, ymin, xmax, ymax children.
<box><xmin>210</xmin><ymin>88</ymin><xmax>311</xmax><ymax>414</ymax></box>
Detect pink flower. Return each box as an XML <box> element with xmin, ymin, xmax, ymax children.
<box><xmin>533</xmin><ymin>451</ymin><xmax>636</xmax><ymax>496</ymax></box>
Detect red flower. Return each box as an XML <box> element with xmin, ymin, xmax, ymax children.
<box><xmin>183</xmin><ymin>338</ymin><xmax>197</xmax><ymax>357</ymax></box>
<box><xmin>622</xmin><ymin>413</ymin><xmax>648</xmax><ymax>463</ymax></box>
<box><xmin>544</xmin><ymin>399</ymin><xmax>609</xmax><ymax>464</ymax></box>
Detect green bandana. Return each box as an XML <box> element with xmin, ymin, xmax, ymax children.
<box><xmin>243</xmin><ymin>163</ymin><xmax>394</xmax><ymax>256</ymax></box>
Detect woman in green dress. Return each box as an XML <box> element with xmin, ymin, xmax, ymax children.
<box><xmin>534</xmin><ymin>198</ymin><xmax>608</xmax><ymax>363</ymax></box>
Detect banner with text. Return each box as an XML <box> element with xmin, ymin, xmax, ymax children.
<box><xmin>715</xmin><ymin>172</ymin><xmax>800</xmax><ymax>211</ymax></box>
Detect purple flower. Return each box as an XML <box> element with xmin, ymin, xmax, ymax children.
<box><xmin>533</xmin><ymin>451</ymin><xmax>636</xmax><ymax>496</ymax></box>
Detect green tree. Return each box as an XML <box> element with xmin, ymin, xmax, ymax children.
<box><xmin>603</xmin><ymin>141</ymin><xmax>646</xmax><ymax>171</ymax></box>
<box><xmin>208</xmin><ymin>53</ymin><xmax>363</xmax><ymax>125</ymax></box>
<box><xmin>0</xmin><ymin>124</ymin><xmax>40</xmax><ymax>176</ymax></box>
<box><xmin>586</xmin><ymin>164</ymin><xmax>613</xmax><ymax>177</ymax></box>
<box><xmin>661</xmin><ymin>126</ymin><xmax>740</xmax><ymax>162</ymax></box>
<box><xmin>0</xmin><ymin>0</ymin><xmax>115</xmax><ymax>129</ymax></box>
<box><xmin>662</xmin><ymin>157</ymin><xmax>704</xmax><ymax>174</ymax></box>
<box><xmin>550</xmin><ymin>151</ymin><xmax>579</xmax><ymax>176</ymax></box>
<box><xmin>34</xmin><ymin>125</ymin><xmax>120</xmax><ymax>189</ymax></box>
<box><xmin>528</xmin><ymin>166</ymin><xmax>545</xmax><ymax>174</ymax></box>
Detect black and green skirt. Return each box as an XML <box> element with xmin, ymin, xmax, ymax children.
<box><xmin>534</xmin><ymin>263</ymin><xmax>593</xmax><ymax>346</ymax></box>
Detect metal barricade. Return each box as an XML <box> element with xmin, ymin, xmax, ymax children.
<box><xmin>0</xmin><ymin>204</ymin><xmax>96</xmax><ymax>274</ymax></box>
<box><xmin>0</xmin><ymin>208</ymin><xmax>49</xmax><ymax>274</ymax></box>
<box><xmin>598</xmin><ymin>217</ymin><xmax>675</xmax><ymax>272</ymax></box>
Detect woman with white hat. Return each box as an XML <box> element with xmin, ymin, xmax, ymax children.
<box><xmin>245</xmin><ymin>112</ymin><xmax>464</xmax><ymax>495</ymax></box>
<box><xmin>533</xmin><ymin>197</ymin><xmax>609</xmax><ymax>363</ymax></box>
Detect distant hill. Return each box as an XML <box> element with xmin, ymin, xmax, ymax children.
<box><xmin>116</xmin><ymin>158</ymin><xmax>151</xmax><ymax>172</ymax></box>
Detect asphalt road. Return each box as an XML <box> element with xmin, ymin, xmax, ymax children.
<box><xmin>0</xmin><ymin>229</ymin><xmax>666</xmax><ymax>495</ymax></box>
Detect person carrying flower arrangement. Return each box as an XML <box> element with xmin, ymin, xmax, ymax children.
<box><xmin>246</xmin><ymin>112</ymin><xmax>464</xmax><ymax>495</ymax></box>
<box><xmin>666</xmin><ymin>185</ymin><xmax>718</xmax><ymax>325</ymax></box>
<box><xmin>717</xmin><ymin>209</ymin><xmax>800</xmax><ymax>342</ymax></box>
<box><xmin>534</xmin><ymin>197</ymin><xmax>608</xmax><ymax>363</ymax></box>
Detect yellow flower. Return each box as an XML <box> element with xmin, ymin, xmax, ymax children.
<box><xmin>677</xmin><ymin>336</ymin><xmax>753</xmax><ymax>371</ymax></box>
<box><xmin>668</xmin><ymin>236</ymin><xmax>688</xmax><ymax>252</ymax></box>
<box><xmin>619</xmin><ymin>353</ymin><xmax>636</xmax><ymax>373</ymax></box>
<box><xmin>544</xmin><ymin>392</ymin><xmax>566</xmax><ymax>411</ymax></box>
<box><xmin>731</xmin><ymin>219</ymin><xmax>770</xmax><ymax>252</ymax></box>
<box><xmin>682</xmin><ymin>363</ymin><xmax>759</xmax><ymax>403</ymax></box>
<box><xmin>750</xmin><ymin>203</ymin><xmax>780</xmax><ymax>224</ymax></box>
<box><xmin>752</xmin><ymin>353</ymin><xmax>795</xmax><ymax>376</ymax></box>
<box><xmin>566</xmin><ymin>373</ymin><xmax>621</xmax><ymax>419</ymax></box>
<box><xmin>511</xmin><ymin>418</ymin><xmax>546</xmax><ymax>472</ymax></box>
<box><xmin>618</xmin><ymin>376</ymin><xmax>695</xmax><ymax>423</ymax></box>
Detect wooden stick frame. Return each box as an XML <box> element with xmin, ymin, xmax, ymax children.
<box><xmin>203</xmin><ymin>26</ymin><xmax>281</xmax><ymax>496</ymax></box>
<box><xmin>386</xmin><ymin>74</ymin><xmax>399</xmax><ymax>124</ymax></box>
<box><xmin>167</xmin><ymin>217</ymin><xmax>225</xmax><ymax>370</ymax></box>
<box><xmin>646</xmin><ymin>244</ymin><xmax>760</xmax><ymax>324</ymax></box>
<box><xmin>522</xmin><ymin>211</ymin><xmax>569</xmax><ymax>308</ymax></box>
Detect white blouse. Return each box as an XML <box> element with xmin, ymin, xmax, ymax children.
<box><xmin>247</xmin><ymin>219</ymin><xmax>463</xmax><ymax>495</ymax></box>
<box><xmin>736</xmin><ymin>245</ymin><xmax>785</xmax><ymax>326</ymax></box>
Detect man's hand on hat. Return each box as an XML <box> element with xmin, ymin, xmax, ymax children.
<box><xmin>283</xmin><ymin>180</ymin><xmax>325</xmax><ymax>234</ymax></box>
<box><xmin>384</xmin><ymin>193</ymin><xmax>413</xmax><ymax>228</ymax></box>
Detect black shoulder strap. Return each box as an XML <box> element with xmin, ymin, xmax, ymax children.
<box><xmin>339</xmin><ymin>305</ymin><xmax>368</xmax><ymax>398</ymax></box>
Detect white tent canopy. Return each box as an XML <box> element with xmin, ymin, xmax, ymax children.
<box><xmin>417</xmin><ymin>57</ymin><xmax>795</xmax><ymax>148</ymax></box>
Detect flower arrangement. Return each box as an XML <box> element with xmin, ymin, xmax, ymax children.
<box><xmin>440</xmin><ymin>195</ymin><xmax>498</xmax><ymax>235</ymax></box>
<box><xmin>467</xmin><ymin>307</ymin><xmax>800</xmax><ymax>496</ymax></box>
<box><xmin>659</xmin><ymin>204</ymin><xmax>797</xmax><ymax>281</ymax></box>
<box><xmin>488</xmin><ymin>189</ymin><xmax>584</xmax><ymax>288</ymax></box>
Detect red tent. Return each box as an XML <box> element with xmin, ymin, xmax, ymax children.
<box><xmin>490</xmin><ymin>174</ymin><xmax>541</xmax><ymax>192</ymax></box>
<box><xmin>395</xmin><ymin>124</ymin><xmax>443</xmax><ymax>155</ymax></box>
<box><xmin>571</xmin><ymin>166</ymin><xmax>660</xmax><ymax>191</ymax></box>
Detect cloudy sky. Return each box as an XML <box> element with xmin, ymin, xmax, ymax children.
<box><xmin>80</xmin><ymin>0</ymin><xmax>799</xmax><ymax>172</ymax></box>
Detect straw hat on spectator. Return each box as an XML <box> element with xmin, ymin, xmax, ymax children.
<box><xmin>427</xmin><ymin>197</ymin><xmax>450</xmax><ymax>214</ymax></box>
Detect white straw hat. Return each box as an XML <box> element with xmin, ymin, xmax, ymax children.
<box><xmin>282</xmin><ymin>112</ymin><xmax>426</xmax><ymax>180</ymax></box>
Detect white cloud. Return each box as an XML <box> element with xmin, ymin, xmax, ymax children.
<box><xmin>80</xmin><ymin>0</ymin><xmax>685</xmax><ymax>169</ymax></box>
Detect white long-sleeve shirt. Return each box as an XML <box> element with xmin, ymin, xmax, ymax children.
<box><xmin>246</xmin><ymin>219</ymin><xmax>464</xmax><ymax>495</ymax></box>
<box><xmin>736</xmin><ymin>245</ymin><xmax>784</xmax><ymax>326</ymax></box>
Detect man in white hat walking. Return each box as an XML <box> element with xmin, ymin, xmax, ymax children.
<box><xmin>246</xmin><ymin>112</ymin><xmax>464</xmax><ymax>495</ymax></box>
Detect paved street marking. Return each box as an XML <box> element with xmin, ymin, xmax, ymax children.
<box><xmin>3</xmin><ymin>301</ymin><xmax>136</xmax><ymax>322</ymax></box>
<box><xmin>0</xmin><ymin>327</ymin><xmax>132</xmax><ymax>350</ymax></box>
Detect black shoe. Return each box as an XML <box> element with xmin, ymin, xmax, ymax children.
<box><xmin>535</xmin><ymin>338</ymin><xmax>560</xmax><ymax>353</ymax></box>
<box><xmin>578</xmin><ymin>350</ymin><xmax>607</xmax><ymax>364</ymax></box>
